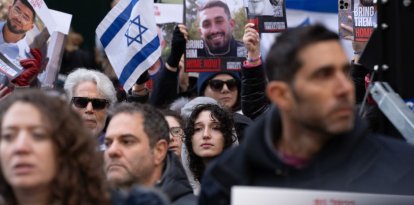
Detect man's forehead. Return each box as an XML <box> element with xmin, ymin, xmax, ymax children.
<box><xmin>106</xmin><ymin>113</ymin><xmax>145</xmax><ymax>137</ymax></box>
<box><xmin>199</xmin><ymin>7</ymin><xmax>228</xmax><ymax>19</ymax></box>
<box><xmin>297</xmin><ymin>40</ymin><xmax>347</xmax><ymax>70</ymax></box>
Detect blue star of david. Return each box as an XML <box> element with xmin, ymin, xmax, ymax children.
<box><xmin>125</xmin><ymin>15</ymin><xmax>148</xmax><ymax>46</ymax></box>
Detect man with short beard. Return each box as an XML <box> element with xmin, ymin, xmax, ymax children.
<box><xmin>197</xmin><ymin>1</ymin><xmax>244</xmax><ymax>57</ymax></box>
<box><xmin>0</xmin><ymin>0</ymin><xmax>43</xmax><ymax>95</ymax></box>
<box><xmin>198</xmin><ymin>24</ymin><xmax>414</xmax><ymax>205</ymax></box>
<box><xmin>0</xmin><ymin>0</ymin><xmax>35</xmax><ymax>61</ymax></box>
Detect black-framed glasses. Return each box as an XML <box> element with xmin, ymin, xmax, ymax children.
<box><xmin>169</xmin><ymin>127</ymin><xmax>184</xmax><ymax>138</ymax></box>
<box><xmin>208</xmin><ymin>79</ymin><xmax>238</xmax><ymax>92</ymax></box>
<box><xmin>71</xmin><ymin>97</ymin><xmax>109</xmax><ymax>110</ymax></box>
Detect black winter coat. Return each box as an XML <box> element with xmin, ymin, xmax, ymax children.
<box><xmin>199</xmin><ymin>106</ymin><xmax>414</xmax><ymax>205</ymax></box>
<box><xmin>157</xmin><ymin>152</ymin><xmax>197</xmax><ymax>205</ymax></box>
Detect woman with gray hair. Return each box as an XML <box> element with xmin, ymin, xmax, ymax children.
<box><xmin>64</xmin><ymin>68</ymin><xmax>117</xmax><ymax>143</ymax></box>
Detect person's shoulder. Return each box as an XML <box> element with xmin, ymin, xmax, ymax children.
<box><xmin>204</xmin><ymin>145</ymin><xmax>247</xmax><ymax>183</ymax></box>
<box><xmin>170</xmin><ymin>193</ymin><xmax>197</xmax><ymax>205</ymax></box>
<box><xmin>367</xmin><ymin>133</ymin><xmax>414</xmax><ymax>161</ymax></box>
<box><xmin>371</xmin><ymin>134</ymin><xmax>414</xmax><ymax>151</ymax></box>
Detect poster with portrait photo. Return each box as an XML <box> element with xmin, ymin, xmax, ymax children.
<box><xmin>244</xmin><ymin>0</ymin><xmax>287</xmax><ymax>33</ymax></box>
<box><xmin>352</xmin><ymin>0</ymin><xmax>376</xmax><ymax>42</ymax></box>
<box><xmin>0</xmin><ymin>0</ymin><xmax>68</xmax><ymax>87</ymax></box>
<box><xmin>185</xmin><ymin>0</ymin><xmax>247</xmax><ymax>72</ymax></box>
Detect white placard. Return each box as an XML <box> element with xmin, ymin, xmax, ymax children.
<box><xmin>232</xmin><ymin>186</ymin><xmax>414</xmax><ymax>205</ymax></box>
<box><xmin>154</xmin><ymin>3</ymin><xmax>183</xmax><ymax>24</ymax></box>
<box><xmin>37</xmin><ymin>10</ymin><xmax>72</xmax><ymax>87</ymax></box>
<box><xmin>28</xmin><ymin>0</ymin><xmax>57</xmax><ymax>33</ymax></box>
<box><xmin>50</xmin><ymin>9</ymin><xmax>72</xmax><ymax>35</ymax></box>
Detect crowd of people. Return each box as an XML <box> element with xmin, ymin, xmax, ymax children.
<box><xmin>1</xmin><ymin>0</ymin><xmax>414</xmax><ymax>204</ymax></box>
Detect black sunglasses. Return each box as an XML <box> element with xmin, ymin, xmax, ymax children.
<box><xmin>208</xmin><ymin>79</ymin><xmax>238</xmax><ymax>92</ymax></box>
<box><xmin>71</xmin><ymin>97</ymin><xmax>109</xmax><ymax>110</ymax></box>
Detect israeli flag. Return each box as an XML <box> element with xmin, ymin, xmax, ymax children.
<box><xmin>96</xmin><ymin>0</ymin><xmax>161</xmax><ymax>90</ymax></box>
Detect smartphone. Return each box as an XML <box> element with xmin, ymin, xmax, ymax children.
<box><xmin>338</xmin><ymin>0</ymin><xmax>353</xmax><ymax>40</ymax></box>
<box><xmin>0</xmin><ymin>73</ymin><xmax>9</xmax><ymax>87</ymax></box>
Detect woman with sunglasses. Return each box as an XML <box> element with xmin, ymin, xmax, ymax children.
<box><xmin>64</xmin><ymin>68</ymin><xmax>117</xmax><ymax>147</ymax></box>
<box><xmin>184</xmin><ymin>104</ymin><xmax>236</xmax><ymax>187</ymax></box>
<box><xmin>0</xmin><ymin>89</ymin><xmax>110</xmax><ymax>205</ymax></box>
<box><xmin>196</xmin><ymin>72</ymin><xmax>241</xmax><ymax>112</ymax></box>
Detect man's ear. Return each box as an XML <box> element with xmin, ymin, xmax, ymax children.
<box><xmin>229</xmin><ymin>19</ymin><xmax>235</xmax><ymax>29</ymax></box>
<box><xmin>266</xmin><ymin>81</ymin><xmax>294</xmax><ymax>111</ymax></box>
<box><xmin>153</xmin><ymin>139</ymin><xmax>168</xmax><ymax>166</ymax></box>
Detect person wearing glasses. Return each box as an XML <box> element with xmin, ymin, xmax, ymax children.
<box><xmin>64</xmin><ymin>68</ymin><xmax>117</xmax><ymax>144</ymax></box>
<box><xmin>0</xmin><ymin>0</ymin><xmax>44</xmax><ymax>96</ymax></box>
<box><xmin>103</xmin><ymin>103</ymin><xmax>197</xmax><ymax>205</ymax></box>
<box><xmin>1</xmin><ymin>0</ymin><xmax>34</xmax><ymax>61</ymax></box>
<box><xmin>196</xmin><ymin>71</ymin><xmax>240</xmax><ymax>112</ymax></box>
<box><xmin>160</xmin><ymin>109</ymin><xmax>185</xmax><ymax>159</ymax></box>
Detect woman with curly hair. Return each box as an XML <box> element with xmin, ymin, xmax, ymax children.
<box><xmin>0</xmin><ymin>89</ymin><xmax>110</xmax><ymax>205</ymax></box>
<box><xmin>184</xmin><ymin>104</ymin><xmax>236</xmax><ymax>183</ymax></box>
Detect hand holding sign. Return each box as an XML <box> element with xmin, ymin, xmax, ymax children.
<box><xmin>12</xmin><ymin>48</ymin><xmax>42</xmax><ymax>86</ymax></box>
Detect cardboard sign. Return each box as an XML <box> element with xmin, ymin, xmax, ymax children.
<box><xmin>352</xmin><ymin>0</ymin><xmax>375</xmax><ymax>42</ymax></box>
<box><xmin>244</xmin><ymin>0</ymin><xmax>287</xmax><ymax>33</ymax></box>
<box><xmin>184</xmin><ymin>0</ymin><xmax>247</xmax><ymax>72</ymax></box>
<box><xmin>154</xmin><ymin>3</ymin><xmax>183</xmax><ymax>24</ymax></box>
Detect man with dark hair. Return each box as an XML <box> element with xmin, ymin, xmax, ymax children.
<box><xmin>0</xmin><ymin>0</ymin><xmax>42</xmax><ymax>92</ymax></box>
<box><xmin>104</xmin><ymin>103</ymin><xmax>197</xmax><ymax>205</ymax></box>
<box><xmin>197</xmin><ymin>0</ymin><xmax>244</xmax><ymax>57</ymax></box>
<box><xmin>198</xmin><ymin>24</ymin><xmax>414</xmax><ymax>205</ymax></box>
<box><xmin>1</xmin><ymin>0</ymin><xmax>35</xmax><ymax>60</ymax></box>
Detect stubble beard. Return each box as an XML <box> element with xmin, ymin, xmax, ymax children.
<box><xmin>6</xmin><ymin>19</ymin><xmax>27</xmax><ymax>34</ymax></box>
<box><xmin>289</xmin><ymin>85</ymin><xmax>354</xmax><ymax>138</ymax></box>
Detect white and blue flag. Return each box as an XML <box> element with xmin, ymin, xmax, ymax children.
<box><xmin>96</xmin><ymin>0</ymin><xmax>161</xmax><ymax>90</ymax></box>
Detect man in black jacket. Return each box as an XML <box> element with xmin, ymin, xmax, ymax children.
<box><xmin>198</xmin><ymin>24</ymin><xmax>414</xmax><ymax>205</ymax></box>
<box><xmin>104</xmin><ymin>103</ymin><xmax>197</xmax><ymax>205</ymax></box>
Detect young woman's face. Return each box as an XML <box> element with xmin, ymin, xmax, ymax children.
<box><xmin>191</xmin><ymin>110</ymin><xmax>225</xmax><ymax>159</ymax></box>
<box><xmin>0</xmin><ymin>102</ymin><xmax>56</xmax><ymax>190</ymax></box>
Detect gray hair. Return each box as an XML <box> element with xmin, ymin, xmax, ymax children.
<box><xmin>64</xmin><ymin>68</ymin><xmax>117</xmax><ymax>105</ymax></box>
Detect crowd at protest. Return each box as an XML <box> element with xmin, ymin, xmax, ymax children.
<box><xmin>1</xmin><ymin>0</ymin><xmax>414</xmax><ymax>204</ymax></box>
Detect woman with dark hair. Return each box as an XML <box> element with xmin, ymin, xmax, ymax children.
<box><xmin>0</xmin><ymin>89</ymin><xmax>110</xmax><ymax>205</ymax></box>
<box><xmin>184</xmin><ymin>104</ymin><xmax>236</xmax><ymax>183</ymax></box>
